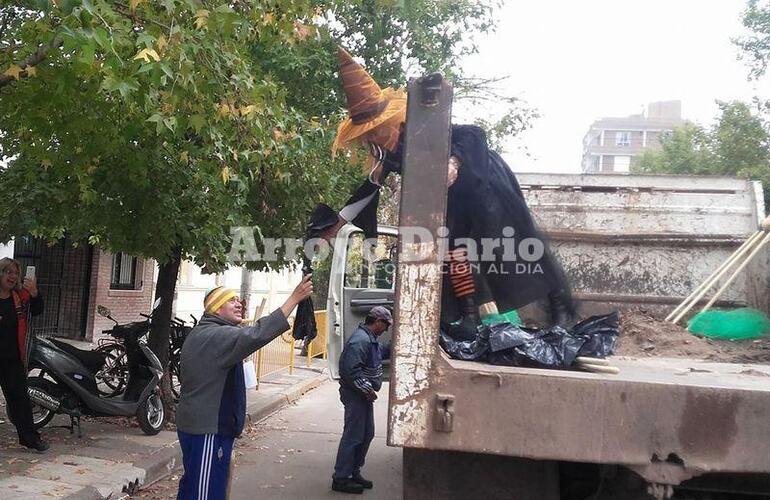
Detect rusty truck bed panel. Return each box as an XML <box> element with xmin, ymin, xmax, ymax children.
<box><xmin>515</xmin><ymin>173</ymin><xmax>770</xmax><ymax>317</ymax></box>
<box><xmin>392</xmin><ymin>354</ymin><xmax>770</xmax><ymax>483</ymax></box>
<box><xmin>447</xmin><ymin>356</ymin><xmax>770</xmax><ymax>391</ymax></box>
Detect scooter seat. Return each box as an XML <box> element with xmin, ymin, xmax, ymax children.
<box><xmin>49</xmin><ymin>339</ymin><xmax>108</xmax><ymax>373</ymax></box>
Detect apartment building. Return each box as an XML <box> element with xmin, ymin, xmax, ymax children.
<box><xmin>582</xmin><ymin>100</ymin><xmax>683</xmax><ymax>173</ymax></box>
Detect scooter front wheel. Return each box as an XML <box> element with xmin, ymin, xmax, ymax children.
<box><xmin>137</xmin><ymin>391</ymin><xmax>165</xmax><ymax>435</ymax></box>
<box><xmin>28</xmin><ymin>377</ymin><xmax>58</xmax><ymax>430</ymax></box>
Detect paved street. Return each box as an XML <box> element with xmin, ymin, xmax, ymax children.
<box><xmin>136</xmin><ymin>380</ymin><xmax>402</xmax><ymax>499</ymax></box>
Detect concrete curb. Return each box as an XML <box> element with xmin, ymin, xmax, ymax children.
<box><xmin>61</xmin><ymin>442</ymin><xmax>182</xmax><ymax>500</ymax></box>
<box><xmin>65</xmin><ymin>369</ymin><xmax>329</xmax><ymax>500</ymax></box>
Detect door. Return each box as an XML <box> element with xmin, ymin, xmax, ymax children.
<box><xmin>327</xmin><ymin>225</ymin><xmax>398</xmax><ymax>378</ymax></box>
<box><xmin>13</xmin><ymin>236</ymin><xmax>93</xmax><ymax>339</ymax></box>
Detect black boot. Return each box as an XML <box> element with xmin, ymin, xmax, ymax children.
<box><xmin>352</xmin><ymin>472</ymin><xmax>373</xmax><ymax>489</ymax></box>
<box><xmin>332</xmin><ymin>477</ymin><xmax>365</xmax><ymax>494</ymax></box>
<box><xmin>444</xmin><ymin>295</ymin><xmax>480</xmax><ymax>342</ymax></box>
<box><xmin>20</xmin><ymin>434</ymin><xmax>49</xmax><ymax>453</ymax></box>
<box><xmin>548</xmin><ymin>290</ymin><xmax>576</xmax><ymax>326</ymax></box>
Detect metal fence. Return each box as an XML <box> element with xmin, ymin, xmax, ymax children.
<box><xmin>242</xmin><ymin>310</ymin><xmax>328</xmax><ymax>389</ymax></box>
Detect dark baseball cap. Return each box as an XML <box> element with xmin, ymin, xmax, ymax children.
<box><xmin>369</xmin><ymin>306</ymin><xmax>393</xmax><ymax>325</ymax></box>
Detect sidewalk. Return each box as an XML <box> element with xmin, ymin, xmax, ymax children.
<box><xmin>0</xmin><ymin>358</ymin><xmax>328</xmax><ymax>499</ymax></box>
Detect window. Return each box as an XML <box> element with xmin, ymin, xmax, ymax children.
<box><xmin>111</xmin><ymin>252</ymin><xmax>141</xmax><ymax>290</ymax></box>
<box><xmin>614</xmin><ymin>156</ymin><xmax>631</xmax><ymax>173</ymax></box>
<box><xmin>344</xmin><ymin>233</ymin><xmax>398</xmax><ymax>290</ymax></box>
<box><xmin>615</xmin><ymin>131</ymin><xmax>631</xmax><ymax>146</ymax></box>
<box><xmin>601</xmin><ymin>155</ymin><xmax>615</xmax><ymax>172</ymax></box>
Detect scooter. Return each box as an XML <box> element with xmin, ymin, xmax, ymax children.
<box><xmin>26</xmin><ymin>299</ymin><xmax>166</xmax><ymax>436</ymax></box>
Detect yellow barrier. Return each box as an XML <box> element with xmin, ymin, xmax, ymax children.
<box><xmin>306</xmin><ymin>310</ymin><xmax>328</xmax><ymax>367</ymax></box>
<box><xmin>241</xmin><ymin>310</ymin><xmax>327</xmax><ymax>389</ymax></box>
<box><xmin>242</xmin><ymin>317</ymin><xmax>296</xmax><ymax>390</ymax></box>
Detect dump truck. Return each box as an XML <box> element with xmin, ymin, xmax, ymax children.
<box><xmin>326</xmin><ymin>74</ymin><xmax>770</xmax><ymax>499</ymax></box>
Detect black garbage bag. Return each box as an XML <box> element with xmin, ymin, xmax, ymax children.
<box><xmin>440</xmin><ymin>313</ymin><xmax>619</xmax><ymax>369</ymax></box>
<box><xmin>486</xmin><ymin>324</ymin><xmax>573</xmax><ymax>368</ymax></box>
<box><xmin>439</xmin><ymin>327</ymin><xmax>490</xmax><ymax>361</ymax></box>
<box><xmin>572</xmin><ymin>312</ymin><xmax>619</xmax><ymax>359</ymax></box>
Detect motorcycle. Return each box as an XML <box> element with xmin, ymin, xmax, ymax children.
<box><xmin>26</xmin><ymin>299</ymin><xmax>166</xmax><ymax>436</ymax></box>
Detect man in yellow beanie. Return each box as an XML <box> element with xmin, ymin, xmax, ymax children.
<box><xmin>175</xmin><ymin>275</ymin><xmax>313</xmax><ymax>500</ymax></box>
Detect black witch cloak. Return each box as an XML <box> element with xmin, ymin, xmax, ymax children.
<box><xmin>441</xmin><ymin>125</ymin><xmax>573</xmax><ymax>322</ymax></box>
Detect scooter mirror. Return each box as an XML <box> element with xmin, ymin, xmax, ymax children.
<box><xmin>97</xmin><ymin>305</ymin><xmax>112</xmax><ymax>318</ymax></box>
<box><xmin>152</xmin><ymin>297</ymin><xmax>162</xmax><ymax>311</ymax></box>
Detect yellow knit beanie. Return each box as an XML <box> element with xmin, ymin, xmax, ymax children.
<box><xmin>204</xmin><ymin>286</ymin><xmax>238</xmax><ymax>315</ymax></box>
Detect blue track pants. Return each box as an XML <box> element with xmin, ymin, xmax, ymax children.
<box><xmin>177</xmin><ymin>432</ymin><xmax>234</xmax><ymax>500</ymax></box>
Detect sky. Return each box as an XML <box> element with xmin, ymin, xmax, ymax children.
<box><xmin>456</xmin><ymin>0</ymin><xmax>764</xmax><ymax>173</ymax></box>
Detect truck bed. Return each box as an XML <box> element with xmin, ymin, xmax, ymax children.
<box><xmin>393</xmin><ymin>352</ymin><xmax>770</xmax><ymax>485</ymax></box>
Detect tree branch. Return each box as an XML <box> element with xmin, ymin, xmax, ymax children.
<box><xmin>113</xmin><ymin>2</ymin><xmax>171</xmax><ymax>31</ymax></box>
<box><xmin>0</xmin><ymin>34</ymin><xmax>62</xmax><ymax>88</ymax></box>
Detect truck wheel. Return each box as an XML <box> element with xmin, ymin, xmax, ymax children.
<box><xmin>27</xmin><ymin>377</ymin><xmax>58</xmax><ymax>430</ymax></box>
<box><xmin>137</xmin><ymin>390</ymin><xmax>165</xmax><ymax>435</ymax></box>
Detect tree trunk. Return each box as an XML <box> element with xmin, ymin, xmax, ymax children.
<box><xmin>148</xmin><ymin>247</ymin><xmax>182</xmax><ymax>421</ymax></box>
<box><xmin>240</xmin><ymin>267</ymin><xmax>252</xmax><ymax>316</ymax></box>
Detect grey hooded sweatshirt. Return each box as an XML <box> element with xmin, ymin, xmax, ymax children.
<box><xmin>176</xmin><ymin>309</ymin><xmax>289</xmax><ymax>436</ymax></box>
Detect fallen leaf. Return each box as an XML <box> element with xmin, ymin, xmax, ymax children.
<box><xmin>217</xmin><ymin>103</ymin><xmax>231</xmax><ymax>118</ymax></box>
<box><xmin>4</xmin><ymin>65</ymin><xmax>23</xmax><ymax>80</ymax></box>
<box><xmin>194</xmin><ymin>10</ymin><xmax>209</xmax><ymax>29</ymax></box>
<box><xmin>133</xmin><ymin>48</ymin><xmax>161</xmax><ymax>63</ymax></box>
<box><xmin>239</xmin><ymin>104</ymin><xmax>256</xmax><ymax>116</ymax></box>
<box><xmin>293</xmin><ymin>21</ymin><xmax>313</xmax><ymax>41</ymax></box>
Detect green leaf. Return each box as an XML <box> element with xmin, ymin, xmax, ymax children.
<box><xmin>137</xmin><ymin>62</ymin><xmax>154</xmax><ymax>74</ymax></box>
<box><xmin>77</xmin><ymin>42</ymin><xmax>95</xmax><ymax>66</ymax></box>
<box><xmin>102</xmin><ymin>76</ymin><xmax>138</xmax><ymax>97</ymax></box>
<box><xmin>189</xmin><ymin>114</ymin><xmax>206</xmax><ymax>132</ymax></box>
<box><xmin>159</xmin><ymin>63</ymin><xmax>174</xmax><ymax>79</ymax></box>
<box><xmin>93</xmin><ymin>27</ymin><xmax>109</xmax><ymax>49</ymax></box>
<box><xmin>161</xmin><ymin>0</ymin><xmax>176</xmax><ymax>13</ymax></box>
<box><xmin>60</xmin><ymin>0</ymin><xmax>82</xmax><ymax>16</ymax></box>
<box><xmin>163</xmin><ymin>116</ymin><xmax>177</xmax><ymax>132</ymax></box>
<box><xmin>137</xmin><ymin>33</ymin><xmax>156</xmax><ymax>48</ymax></box>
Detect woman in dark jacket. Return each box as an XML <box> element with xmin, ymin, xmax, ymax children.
<box><xmin>0</xmin><ymin>257</ymin><xmax>47</xmax><ymax>451</ymax></box>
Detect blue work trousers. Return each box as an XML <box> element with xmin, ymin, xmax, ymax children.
<box><xmin>333</xmin><ymin>385</ymin><xmax>375</xmax><ymax>479</ymax></box>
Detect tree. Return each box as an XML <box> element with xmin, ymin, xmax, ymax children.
<box><xmin>634</xmin><ymin>101</ymin><xmax>770</xmax><ymax>203</ymax></box>
<box><xmin>1</xmin><ymin>1</ymin><xmax>515</xmax><ymax>412</ymax></box>
<box><xmin>735</xmin><ymin>0</ymin><xmax>770</xmax><ymax>80</ymax></box>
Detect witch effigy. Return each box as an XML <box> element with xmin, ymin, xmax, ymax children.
<box><xmin>292</xmin><ymin>47</ymin><xmax>575</xmax><ymax>342</ymax></box>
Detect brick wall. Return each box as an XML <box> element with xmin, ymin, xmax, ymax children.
<box><xmin>84</xmin><ymin>250</ymin><xmax>156</xmax><ymax>340</ymax></box>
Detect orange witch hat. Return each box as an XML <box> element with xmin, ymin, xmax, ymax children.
<box><xmin>332</xmin><ymin>47</ymin><xmax>406</xmax><ymax>156</ymax></box>
<box><xmin>338</xmin><ymin>47</ymin><xmax>388</xmax><ymax>125</ymax></box>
